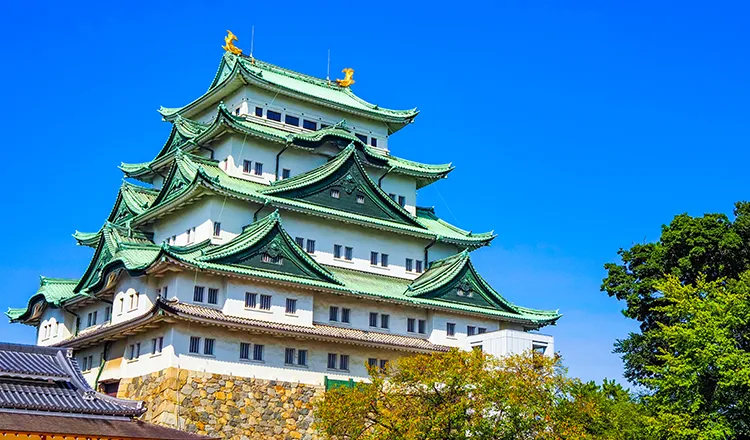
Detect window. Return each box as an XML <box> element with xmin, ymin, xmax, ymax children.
<box><xmin>298</xmin><ymin>349</ymin><xmax>308</xmax><ymax>366</ymax></box>
<box><xmin>369</xmin><ymin>312</ymin><xmax>378</xmax><ymax>327</ymax></box>
<box><xmin>295</xmin><ymin>237</ymin><xmax>305</xmax><ymax>247</ymax></box>
<box><xmin>189</xmin><ymin>337</ymin><xmax>200</xmax><ymax>353</ymax></box>
<box><xmin>330</xmin><ymin>189</ymin><xmax>340</xmax><ymax>199</ymax></box>
<box><xmin>370</xmin><ymin>137</ymin><xmax>378</xmax><ymax>147</ymax></box>
<box><xmin>368</xmin><ymin>358</ymin><xmax>377</xmax><ymax>367</ymax></box>
<box><xmin>119</xmin><ymin>298</ymin><xmax>124</xmax><ymax>314</ymax></box>
<box><xmin>208</xmin><ymin>288</ymin><xmax>219</xmax><ymax>305</ymax></box>
<box><xmin>333</xmin><ymin>244</ymin><xmax>342</xmax><ymax>259</ymax></box>
<box><xmin>467</xmin><ymin>326</ymin><xmax>476</xmax><ymax>336</ymax></box>
<box><xmin>129</xmin><ymin>293</ymin><xmax>135</xmax><ymax>310</ymax></box>
<box><xmin>478</xmin><ymin>327</ymin><xmax>487</xmax><ymax>334</ymax></box>
<box><xmin>259</xmin><ymin>294</ymin><xmax>272</xmax><ymax>310</ymax></box>
<box><xmin>55</xmin><ymin>322</ymin><xmax>60</xmax><ymax>337</ymax></box>
<box><xmin>380</xmin><ymin>314</ymin><xmax>390</xmax><ymax>329</ymax></box>
<box><xmin>285</xmin><ymin>115</ymin><xmax>300</xmax><ymax>126</ymax></box>
<box><xmin>193</xmin><ymin>286</ymin><xmax>205</xmax><ymax>302</ymax></box>
<box><xmin>127</xmin><ymin>344</ymin><xmax>135</xmax><ymax>360</ymax></box>
<box><xmin>398</xmin><ymin>196</ymin><xmax>406</xmax><ymax>207</ymax></box>
<box><xmin>381</xmin><ymin>254</ymin><xmax>389</xmax><ymax>268</ymax></box>
<box><xmin>303</xmin><ymin>119</ymin><xmax>317</xmax><ymax>130</ymax></box>
<box><xmin>187</xmin><ymin>227</ymin><xmax>195</xmax><ymax>244</ymax></box>
<box><xmin>327</xmin><ymin>353</ymin><xmax>337</xmax><ymax>369</ymax></box>
<box><xmin>151</xmin><ymin>337</ymin><xmax>163</xmax><ymax>355</ymax></box>
<box><xmin>240</xmin><ymin>342</ymin><xmax>250</xmax><ymax>360</ymax></box>
<box><xmin>533</xmin><ymin>344</ymin><xmax>547</xmax><ymax>354</ymax></box>
<box><xmin>285</xmin><ymin>348</ymin><xmax>296</xmax><ymax>365</ymax></box>
<box><xmin>163</xmin><ymin>286</ymin><xmax>168</xmax><ymax>297</ymax></box>
<box><xmin>254</xmin><ymin>162</ymin><xmax>263</xmax><ymax>176</ymax></box>
<box><xmin>406</xmin><ymin>258</ymin><xmax>413</xmax><ymax>272</ymax></box>
<box><xmin>261</xmin><ymin>253</ymin><xmax>283</xmax><ymax>265</ymax></box>
<box><xmin>135</xmin><ymin>343</ymin><xmax>141</xmax><ymax>359</ymax></box>
<box><xmin>87</xmin><ymin>313</ymin><xmax>93</xmax><ymax>327</ymax></box>
<box><xmin>447</xmin><ymin>323</ymin><xmax>456</xmax><ymax>337</ymax></box>
<box><xmin>389</xmin><ymin>193</ymin><xmax>396</xmax><ymax>201</ymax></box>
<box><xmin>267</xmin><ymin>110</ymin><xmax>281</xmax><ymax>121</ymax></box>
<box><xmin>370</xmin><ymin>251</ymin><xmax>378</xmax><ymax>265</ymax></box>
<box><xmin>286</xmin><ymin>298</ymin><xmax>297</xmax><ymax>314</ymax></box>
<box><xmin>341</xmin><ymin>308</ymin><xmax>351</xmax><ymax>323</ymax></box>
<box><xmin>282</xmin><ymin>168</ymin><xmax>291</xmax><ymax>179</ymax></box>
<box><xmin>355</xmin><ymin>133</ymin><xmax>368</xmax><ymax>143</ymax></box>
<box><xmin>416</xmin><ymin>260</ymin><xmax>423</xmax><ymax>273</ymax></box>
<box><xmin>234</xmin><ymin>107</ymin><xmax>240</xmax><ymax>116</ymax></box>
<box><xmin>243</xmin><ymin>160</ymin><xmax>252</xmax><ymax>174</ymax></box>
<box><xmin>245</xmin><ymin>292</ymin><xmax>257</xmax><ymax>308</ymax></box>
<box><xmin>418</xmin><ymin>319</ymin><xmax>427</xmax><ymax>334</ymax></box>
<box><xmin>213</xmin><ymin>222</ymin><xmax>221</xmax><ymax>237</ymax></box>
<box><xmin>356</xmin><ymin>194</ymin><xmax>365</xmax><ymax>204</ymax></box>
<box><xmin>379</xmin><ymin>359</ymin><xmax>388</xmax><ymax>370</ymax></box>
<box><xmin>345</xmin><ymin>247</ymin><xmax>353</xmax><ymax>261</ymax></box>
<box><xmin>255</xmin><ymin>106</ymin><xmax>263</xmax><ymax>117</ymax></box>
<box><xmin>329</xmin><ymin>306</ymin><xmax>339</xmax><ymax>322</ymax></box>
<box><xmin>306</xmin><ymin>239</ymin><xmax>316</xmax><ymax>254</ymax></box>
<box><xmin>339</xmin><ymin>354</ymin><xmax>349</xmax><ymax>371</ymax></box>
<box><xmin>253</xmin><ymin>344</ymin><xmax>264</xmax><ymax>361</ymax></box>
<box><xmin>204</xmin><ymin>338</ymin><xmax>215</xmax><ymax>355</ymax></box>
<box><xmin>82</xmin><ymin>356</ymin><xmax>89</xmax><ymax>371</ymax></box>
<box><xmin>320</xmin><ymin>124</ymin><xmax>329</xmax><ymax>129</ymax></box>
<box><xmin>407</xmin><ymin>318</ymin><xmax>415</xmax><ymax>333</ymax></box>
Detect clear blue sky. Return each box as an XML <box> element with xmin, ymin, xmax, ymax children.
<box><xmin>1</xmin><ymin>1</ymin><xmax>748</xmax><ymax>386</ymax></box>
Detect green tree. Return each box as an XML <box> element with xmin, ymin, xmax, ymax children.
<box><xmin>643</xmin><ymin>274</ymin><xmax>750</xmax><ymax>439</ymax></box>
<box><xmin>601</xmin><ymin>202</ymin><xmax>750</xmax><ymax>383</ymax></box>
<box><xmin>315</xmin><ymin>350</ymin><xmax>647</xmax><ymax>440</ymax></box>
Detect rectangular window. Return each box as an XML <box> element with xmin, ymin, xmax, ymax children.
<box><xmin>345</xmin><ymin>247</ymin><xmax>353</xmax><ymax>261</ymax></box>
<box><xmin>151</xmin><ymin>337</ymin><xmax>163</xmax><ymax>355</ymax></box>
<box><xmin>254</xmin><ymin>162</ymin><xmax>263</xmax><ymax>176</ymax></box>
<box><xmin>193</xmin><ymin>286</ymin><xmax>205</xmax><ymax>302</ymax></box>
<box><xmin>189</xmin><ymin>337</ymin><xmax>200</xmax><ymax>354</ymax></box>
<box><xmin>467</xmin><ymin>326</ymin><xmax>476</xmax><ymax>336</ymax></box>
<box><xmin>129</xmin><ymin>294</ymin><xmax>135</xmax><ymax>310</ymax></box>
<box><xmin>370</xmin><ymin>251</ymin><xmax>378</xmax><ymax>265</ymax></box>
<box><xmin>87</xmin><ymin>313</ymin><xmax>92</xmax><ymax>327</ymax></box>
<box><xmin>286</xmin><ymin>298</ymin><xmax>297</xmax><ymax>314</ymax></box>
<box><xmin>369</xmin><ymin>312</ymin><xmax>378</xmax><ymax>327</ymax></box>
<box><xmin>245</xmin><ymin>292</ymin><xmax>257</xmax><ymax>308</ymax></box>
<box><xmin>370</xmin><ymin>137</ymin><xmax>378</xmax><ymax>147</ymax></box>
<box><xmin>127</xmin><ymin>344</ymin><xmax>135</xmax><ymax>360</ymax></box>
<box><xmin>207</xmin><ymin>288</ymin><xmax>219</xmax><ymax>305</ymax></box>
<box><xmin>381</xmin><ymin>314</ymin><xmax>390</xmax><ymax>329</ymax></box>
<box><xmin>407</xmin><ymin>318</ymin><xmax>415</xmax><ymax>333</ymax></box>
<box><xmin>329</xmin><ymin>306</ymin><xmax>339</xmax><ymax>322</ymax></box>
<box><xmin>320</xmin><ymin>124</ymin><xmax>329</xmax><ymax>129</ymax></box>
<box><xmin>333</xmin><ymin>244</ymin><xmax>342</xmax><ymax>259</ymax></box>
<box><xmin>240</xmin><ymin>342</ymin><xmax>250</xmax><ymax>360</ymax></box>
<box><xmin>447</xmin><ymin>323</ymin><xmax>456</xmax><ymax>337</ymax></box>
<box><xmin>235</xmin><ymin>107</ymin><xmax>240</xmax><ymax>116</ymax></box>
<box><xmin>379</xmin><ymin>359</ymin><xmax>388</xmax><ymax>370</ymax></box>
<box><xmin>406</xmin><ymin>258</ymin><xmax>413</xmax><ymax>272</ymax></box>
<box><xmin>478</xmin><ymin>327</ymin><xmax>487</xmax><ymax>334</ymax></box>
<box><xmin>306</xmin><ymin>239</ymin><xmax>316</xmax><ymax>254</ymax></box>
<box><xmin>295</xmin><ymin>237</ymin><xmax>305</xmax><ymax>247</ymax></box>
<box><xmin>285</xmin><ymin>115</ymin><xmax>300</xmax><ymax>126</ymax></box>
<box><xmin>119</xmin><ymin>298</ymin><xmax>124</xmax><ymax>313</ymax></box>
<box><xmin>82</xmin><ymin>356</ymin><xmax>89</xmax><ymax>371</ymax></box>
<box><xmin>213</xmin><ymin>222</ymin><xmax>221</xmax><ymax>237</ymax></box>
<box><xmin>104</xmin><ymin>306</ymin><xmax>111</xmax><ymax>322</ymax></box>
<box><xmin>381</xmin><ymin>254</ymin><xmax>389</xmax><ymax>267</ymax></box>
<box><xmin>243</xmin><ymin>160</ymin><xmax>252</xmax><ymax>174</ymax></box>
<box><xmin>55</xmin><ymin>322</ymin><xmax>60</xmax><ymax>337</ymax></box>
<box><xmin>203</xmin><ymin>338</ymin><xmax>215</xmax><ymax>355</ymax></box>
<box><xmin>282</xmin><ymin>168</ymin><xmax>291</xmax><ymax>179</ymax></box>
<box><xmin>267</xmin><ymin>110</ymin><xmax>282</xmax><ymax>121</ymax></box>
<box><xmin>253</xmin><ymin>344</ymin><xmax>264</xmax><ymax>361</ymax></box>
<box><xmin>327</xmin><ymin>353</ymin><xmax>337</xmax><ymax>369</ymax></box>
<box><xmin>303</xmin><ymin>119</ymin><xmax>317</xmax><ymax>130</ymax></box>
<box><xmin>298</xmin><ymin>349</ymin><xmax>308</xmax><ymax>366</ymax></box>
<box><xmin>416</xmin><ymin>260</ymin><xmax>423</xmax><ymax>273</ymax></box>
<box><xmin>259</xmin><ymin>294</ymin><xmax>272</xmax><ymax>310</ymax></box>
<box><xmin>92</xmin><ymin>310</ymin><xmax>98</xmax><ymax>325</ymax></box>
<box><xmin>389</xmin><ymin>193</ymin><xmax>396</xmax><ymax>201</ymax></box>
<box><xmin>356</xmin><ymin>194</ymin><xmax>365</xmax><ymax>204</ymax></box>
<box><xmin>398</xmin><ymin>196</ymin><xmax>406</xmax><ymax>207</ymax></box>
<box><xmin>341</xmin><ymin>308</ymin><xmax>351</xmax><ymax>323</ymax></box>
<box><xmin>355</xmin><ymin>133</ymin><xmax>368</xmax><ymax>143</ymax></box>
<box><xmin>135</xmin><ymin>343</ymin><xmax>141</xmax><ymax>359</ymax></box>
<box><xmin>330</xmin><ymin>189</ymin><xmax>340</xmax><ymax>199</ymax></box>
<box><xmin>418</xmin><ymin>319</ymin><xmax>426</xmax><ymax>334</ymax></box>
<box><xmin>285</xmin><ymin>348</ymin><xmax>295</xmax><ymax>365</ymax></box>
<box><xmin>255</xmin><ymin>106</ymin><xmax>263</xmax><ymax>117</ymax></box>
<box><xmin>339</xmin><ymin>354</ymin><xmax>349</xmax><ymax>371</ymax></box>
<box><xmin>368</xmin><ymin>358</ymin><xmax>378</xmax><ymax>367</ymax></box>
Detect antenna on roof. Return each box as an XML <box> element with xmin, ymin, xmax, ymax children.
<box><xmin>250</xmin><ymin>25</ymin><xmax>255</xmax><ymax>62</ymax></box>
<box><xmin>326</xmin><ymin>49</ymin><xmax>331</xmax><ymax>85</ymax></box>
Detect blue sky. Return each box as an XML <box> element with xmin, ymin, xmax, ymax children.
<box><xmin>1</xmin><ymin>1</ymin><xmax>748</xmax><ymax>386</ymax></box>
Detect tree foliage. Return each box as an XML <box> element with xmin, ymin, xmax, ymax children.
<box><xmin>315</xmin><ymin>350</ymin><xmax>646</xmax><ymax>440</ymax></box>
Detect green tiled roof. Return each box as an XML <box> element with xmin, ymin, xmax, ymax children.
<box><xmin>158</xmin><ymin>53</ymin><xmax>418</xmax><ymax>133</ymax></box>
<box><xmin>6</xmin><ymin>277</ymin><xmax>80</xmax><ymax>323</ymax></box>
<box><xmin>122</xmin><ymin>104</ymin><xmax>451</xmax><ymax>188</ymax></box>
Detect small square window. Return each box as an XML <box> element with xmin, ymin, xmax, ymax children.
<box><xmin>370</xmin><ymin>137</ymin><xmax>378</xmax><ymax>147</ymax></box>
<box><xmin>356</xmin><ymin>194</ymin><xmax>365</xmax><ymax>204</ymax></box>
<box><xmin>333</xmin><ymin>244</ymin><xmax>342</xmax><ymax>259</ymax></box>
<box><xmin>193</xmin><ymin>286</ymin><xmax>205</xmax><ymax>302</ymax></box>
<box><xmin>207</xmin><ymin>288</ymin><xmax>219</xmax><ymax>305</ymax></box>
<box><xmin>345</xmin><ymin>247</ymin><xmax>353</xmax><ymax>261</ymax></box>
<box><xmin>303</xmin><ymin>120</ymin><xmax>317</xmax><ymax>130</ymax></box>
<box><xmin>234</xmin><ymin>107</ymin><xmax>240</xmax><ymax>116</ymax></box>
<box><xmin>306</xmin><ymin>239</ymin><xmax>316</xmax><ymax>254</ymax></box>
<box><xmin>329</xmin><ymin>306</ymin><xmax>339</xmax><ymax>322</ymax></box>
<box><xmin>282</xmin><ymin>169</ymin><xmax>291</xmax><ymax>179</ymax></box>
<box><xmin>368</xmin><ymin>358</ymin><xmax>377</xmax><ymax>367</ymax></box>
<box><xmin>267</xmin><ymin>110</ymin><xmax>281</xmax><ymax>121</ymax></box>
<box><xmin>295</xmin><ymin>237</ymin><xmax>305</xmax><ymax>247</ymax></box>
<box><xmin>254</xmin><ymin>162</ymin><xmax>263</xmax><ymax>176</ymax></box>
<box><xmin>467</xmin><ymin>325</ymin><xmax>476</xmax><ymax>336</ymax></box>
<box><xmin>189</xmin><ymin>336</ymin><xmax>200</xmax><ymax>354</ymax></box>
<box><xmin>243</xmin><ymin>160</ymin><xmax>252</xmax><ymax>174</ymax></box>
<box><xmin>379</xmin><ymin>359</ymin><xmax>388</xmax><ymax>370</ymax></box>
<box><xmin>398</xmin><ymin>196</ymin><xmax>406</xmax><ymax>207</ymax></box>
<box><xmin>286</xmin><ymin>298</ymin><xmax>297</xmax><ymax>314</ymax></box>
<box><xmin>478</xmin><ymin>327</ymin><xmax>487</xmax><ymax>334</ymax></box>
<box><xmin>407</xmin><ymin>318</ymin><xmax>415</xmax><ymax>333</ymax></box>
<box><xmin>255</xmin><ymin>107</ymin><xmax>263</xmax><ymax>117</ymax></box>
<box><xmin>355</xmin><ymin>133</ymin><xmax>367</xmax><ymax>143</ymax></box>
<box><xmin>253</xmin><ymin>344</ymin><xmax>264</xmax><ymax>361</ymax></box>
<box><xmin>245</xmin><ymin>292</ymin><xmax>257</xmax><ymax>308</ymax></box>
<box><xmin>370</xmin><ymin>251</ymin><xmax>379</xmax><ymax>265</ymax></box>
<box><xmin>381</xmin><ymin>254</ymin><xmax>389</xmax><ymax>268</ymax></box>
<box><xmin>447</xmin><ymin>323</ymin><xmax>456</xmax><ymax>337</ymax></box>
<box><xmin>285</xmin><ymin>115</ymin><xmax>300</xmax><ymax>126</ymax></box>
<box><xmin>389</xmin><ymin>193</ymin><xmax>396</xmax><ymax>201</ymax></box>
<box><xmin>240</xmin><ymin>342</ymin><xmax>250</xmax><ymax>359</ymax></box>
<box><xmin>330</xmin><ymin>189</ymin><xmax>340</xmax><ymax>199</ymax></box>
<box><xmin>260</xmin><ymin>294</ymin><xmax>272</xmax><ymax>310</ymax></box>
<box><xmin>406</xmin><ymin>258</ymin><xmax>413</xmax><ymax>272</ymax></box>
<box><xmin>320</xmin><ymin>124</ymin><xmax>329</xmax><ymax>129</ymax></box>
<box><xmin>204</xmin><ymin>338</ymin><xmax>215</xmax><ymax>356</ymax></box>
<box><xmin>341</xmin><ymin>308</ymin><xmax>351</xmax><ymax>323</ymax></box>
<box><xmin>369</xmin><ymin>312</ymin><xmax>378</xmax><ymax>327</ymax></box>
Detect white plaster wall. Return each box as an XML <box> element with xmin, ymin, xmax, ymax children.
<box><xmin>427</xmin><ymin>311</ymin><xmax>502</xmax><ymax>349</ymax></box>
<box><xmin>467</xmin><ymin>330</ymin><xmax>555</xmax><ymax>358</ymax></box>
<box><xmin>222</xmin><ymin>277</ymin><xmax>313</xmax><ymax>326</ymax></box>
<box><xmin>152</xmin><ymin>197</ymin><xmax>252</xmax><ymax>246</ymax></box>
<box><xmin>111</xmin><ymin>276</ymin><xmax>157</xmax><ymax>325</ymax></box>
<box><xmin>37</xmin><ymin>308</ymin><xmax>69</xmax><ymax>346</ymax></box>
<box><xmin>369</xmin><ymin>170</ymin><xmax>417</xmax><ymax>216</ymax></box>
<box><xmin>427</xmin><ymin>242</ymin><xmax>464</xmax><ymax>263</ymax></box>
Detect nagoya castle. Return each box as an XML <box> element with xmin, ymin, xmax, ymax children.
<box><xmin>7</xmin><ymin>32</ymin><xmax>560</xmax><ymax>439</ymax></box>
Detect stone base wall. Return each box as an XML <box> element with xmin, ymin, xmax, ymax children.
<box><xmin>118</xmin><ymin>368</ymin><xmax>324</xmax><ymax>440</ymax></box>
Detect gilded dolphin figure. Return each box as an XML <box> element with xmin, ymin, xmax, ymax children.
<box><xmin>222</xmin><ymin>30</ymin><xmax>242</xmax><ymax>56</ymax></box>
<box><xmin>336</xmin><ymin>68</ymin><xmax>355</xmax><ymax>87</ymax></box>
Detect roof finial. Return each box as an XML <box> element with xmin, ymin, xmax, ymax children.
<box><xmin>326</xmin><ymin>49</ymin><xmax>331</xmax><ymax>85</ymax></box>
<box><xmin>222</xmin><ymin>30</ymin><xmax>242</xmax><ymax>56</ymax></box>
<box><xmin>336</xmin><ymin>68</ymin><xmax>355</xmax><ymax>88</ymax></box>
<box><xmin>249</xmin><ymin>25</ymin><xmax>255</xmax><ymax>63</ymax></box>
